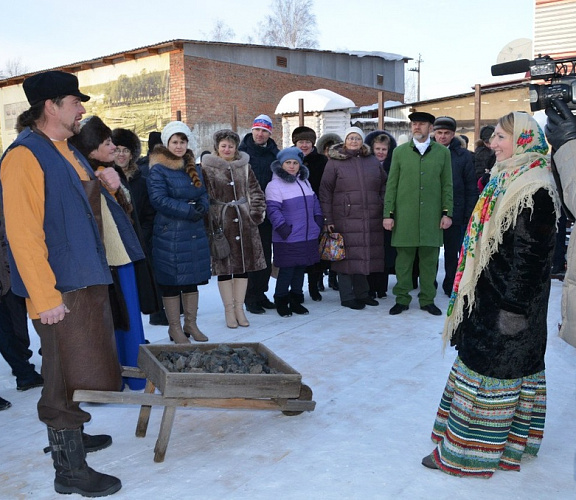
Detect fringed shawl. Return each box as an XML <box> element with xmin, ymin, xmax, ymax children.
<box><xmin>442</xmin><ymin>112</ymin><xmax>560</xmax><ymax>346</ymax></box>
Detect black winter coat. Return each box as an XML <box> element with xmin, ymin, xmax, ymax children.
<box><xmin>239</xmin><ymin>134</ymin><xmax>279</xmax><ymax>190</ymax></box>
<box><xmin>302</xmin><ymin>147</ymin><xmax>328</xmax><ymax>196</ymax></box>
<box><xmin>447</xmin><ymin>138</ymin><xmax>478</xmax><ymax>226</ymax></box>
<box><xmin>453</xmin><ymin>189</ymin><xmax>557</xmax><ymax>379</ymax></box>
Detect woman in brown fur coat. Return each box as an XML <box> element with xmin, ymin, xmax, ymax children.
<box><xmin>201</xmin><ymin>129</ymin><xmax>266</xmax><ymax>328</ymax></box>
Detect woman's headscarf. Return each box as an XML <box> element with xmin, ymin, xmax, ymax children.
<box><xmin>442</xmin><ymin>112</ymin><xmax>560</xmax><ymax>345</ymax></box>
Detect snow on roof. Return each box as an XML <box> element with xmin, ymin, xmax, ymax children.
<box><xmin>357</xmin><ymin>101</ymin><xmax>404</xmax><ymax>113</ymax></box>
<box><xmin>348</xmin><ymin>51</ymin><xmax>410</xmax><ymax>62</ymax></box>
<box><xmin>275</xmin><ymin>89</ymin><xmax>356</xmax><ymax>114</ymax></box>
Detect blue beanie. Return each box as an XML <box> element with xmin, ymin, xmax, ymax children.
<box><xmin>277</xmin><ymin>147</ymin><xmax>304</xmax><ymax>167</ymax></box>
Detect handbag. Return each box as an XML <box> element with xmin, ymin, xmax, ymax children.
<box><xmin>319</xmin><ymin>232</ymin><xmax>346</xmax><ymax>261</ymax></box>
<box><xmin>208</xmin><ymin>206</ymin><xmax>231</xmax><ymax>260</ymax></box>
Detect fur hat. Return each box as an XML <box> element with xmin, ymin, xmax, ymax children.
<box><xmin>111</xmin><ymin>128</ymin><xmax>141</xmax><ymax>159</ymax></box>
<box><xmin>433</xmin><ymin>116</ymin><xmax>457</xmax><ymax>132</ymax></box>
<box><xmin>480</xmin><ymin>125</ymin><xmax>495</xmax><ymax>142</ymax></box>
<box><xmin>292</xmin><ymin>126</ymin><xmax>316</xmax><ymax>145</ymax></box>
<box><xmin>69</xmin><ymin>115</ymin><xmax>111</xmax><ymax>158</ymax></box>
<box><xmin>316</xmin><ymin>132</ymin><xmax>342</xmax><ymax>155</ymax></box>
<box><xmin>409</xmin><ymin>111</ymin><xmax>435</xmax><ymax>124</ymax></box>
<box><xmin>277</xmin><ymin>146</ymin><xmax>304</xmax><ymax>167</ymax></box>
<box><xmin>252</xmin><ymin>114</ymin><xmax>273</xmax><ymax>133</ymax></box>
<box><xmin>344</xmin><ymin>126</ymin><xmax>365</xmax><ymax>142</ymax></box>
<box><xmin>161</xmin><ymin>121</ymin><xmax>192</xmax><ymax>146</ymax></box>
<box><xmin>147</xmin><ymin>131</ymin><xmax>162</xmax><ymax>152</ymax></box>
<box><xmin>213</xmin><ymin>129</ymin><xmax>240</xmax><ymax>151</ymax></box>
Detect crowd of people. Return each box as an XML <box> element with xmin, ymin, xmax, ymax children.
<box><xmin>0</xmin><ymin>69</ymin><xmax>574</xmax><ymax>496</ymax></box>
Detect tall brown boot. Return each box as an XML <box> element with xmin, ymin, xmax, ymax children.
<box><xmin>218</xmin><ymin>280</ymin><xmax>238</xmax><ymax>328</ymax></box>
<box><xmin>162</xmin><ymin>296</ymin><xmax>190</xmax><ymax>344</ymax></box>
<box><xmin>232</xmin><ymin>278</ymin><xmax>250</xmax><ymax>327</ymax></box>
<box><xmin>182</xmin><ymin>292</ymin><xmax>208</xmax><ymax>342</ymax></box>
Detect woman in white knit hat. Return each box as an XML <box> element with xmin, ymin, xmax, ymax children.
<box><xmin>319</xmin><ymin>127</ymin><xmax>387</xmax><ymax>310</ymax></box>
<box><xmin>147</xmin><ymin>121</ymin><xmax>211</xmax><ymax>343</ymax></box>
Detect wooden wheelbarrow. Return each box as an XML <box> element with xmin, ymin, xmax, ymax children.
<box><xmin>73</xmin><ymin>343</ymin><xmax>315</xmax><ymax>462</ymax></box>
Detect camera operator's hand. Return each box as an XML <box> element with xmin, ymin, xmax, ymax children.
<box><xmin>545</xmin><ymin>98</ymin><xmax>576</xmax><ymax>151</ymax></box>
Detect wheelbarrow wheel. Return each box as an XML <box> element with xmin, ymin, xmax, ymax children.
<box><xmin>282</xmin><ymin>384</ymin><xmax>313</xmax><ymax>416</ymax></box>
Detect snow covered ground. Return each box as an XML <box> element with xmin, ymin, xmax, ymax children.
<box><xmin>1</xmin><ymin>256</ymin><xmax>575</xmax><ymax>499</ymax></box>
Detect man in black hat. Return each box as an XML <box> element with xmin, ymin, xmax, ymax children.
<box><xmin>433</xmin><ymin>116</ymin><xmax>478</xmax><ymax>296</ymax></box>
<box><xmin>383</xmin><ymin>111</ymin><xmax>453</xmax><ymax>316</ymax></box>
<box><xmin>0</xmin><ymin>71</ymin><xmax>143</xmax><ymax>497</ymax></box>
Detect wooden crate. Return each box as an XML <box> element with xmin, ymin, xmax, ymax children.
<box><xmin>138</xmin><ymin>343</ymin><xmax>302</xmax><ymax>399</ymax></box>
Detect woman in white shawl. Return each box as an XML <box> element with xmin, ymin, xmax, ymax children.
<box><xmin>422</xmin><ymin>112</ymin><xmax>560</xmax><ymax>477</ymax></box>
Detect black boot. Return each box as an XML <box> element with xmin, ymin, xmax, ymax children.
<box><xmin>328</xmin><ymin>271</ymin><xmax>339</xmax><ymax>290</ymax></box>
<box><xmin>274</xmin><ymin>295</ymin><xmax>292</xmax><ymax>317</ymax></box>
<box><xmin>82</xmin><ymin>426</ymin><xmax>112</xmax><ymax>454</ymax></box>
<box><xmin>47</xmin><ymin>427</ymin><xmax>121</xmax><ymax>497</ymax></box>
<box><xmin>290</xmin><ymin>293</ymin><xmax>309</xmax><ymax>315</ymax></box>
<box><xmin>308</xmin><ymin>272</ymin><xmax>322</xmax><ymax>301</ymax></box>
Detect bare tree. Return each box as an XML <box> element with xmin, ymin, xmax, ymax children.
<box><xmin>259</xmin><ymin>0</ymin><xmax>318</xmax><ymax>49</ymax></box>
<box><xmin>2</xmin><ymin>58</ymin><xmax>29</xmax><ymax>78</ymax></box>
<box><xmin>206</xmin><ymin>20</ymin><xmax>235</xmax><ymax>42</ymax></box>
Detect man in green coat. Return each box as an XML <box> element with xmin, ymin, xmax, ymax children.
<box><xmin>383</xmin><ymin>112</ymin><xmax>453</xmax><ymax>315</ymax></box>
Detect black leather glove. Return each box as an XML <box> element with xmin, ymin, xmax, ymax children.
<box><xmin>497</xmin><ymin>310</ymin><xmax>528</xmax><ymax>336</ymax></box>
<box><xmin>545</xmin><ymin>98</ymin><xmax>576</xmax><ymax>151</ymax></box>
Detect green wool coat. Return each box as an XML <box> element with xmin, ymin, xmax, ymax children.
<box><xmin>383</xmin><ymin>140</ymin><xmax>453</xmax><ymax>247</ymax></box>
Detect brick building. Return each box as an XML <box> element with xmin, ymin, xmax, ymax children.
<box><xmin>0</xmin><ymin>39</ymin><xmax>408</xmax><ymax>154</ymax></box>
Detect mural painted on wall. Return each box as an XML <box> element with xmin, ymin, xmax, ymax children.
<box><xmin>1</xmin><ymin>53</ymin><xmax>171</xmax><ymax>153</ymax></box>
<box><xmin>82</xmin><ymin>68</ymin><xmax>171</xmax><ymax>141</ymax></box>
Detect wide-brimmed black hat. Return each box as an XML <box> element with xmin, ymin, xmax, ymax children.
<box><xmin>408</xmin><ymin>111</ymin><xmax>435</xmax><ymax>124</ymax></box>
<box><xmin>23</xmin><ymin>71</ymin><xmax>90</xmax><ymax>106</ymax></box>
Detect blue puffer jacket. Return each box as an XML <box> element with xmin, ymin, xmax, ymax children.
<box><xmin>266</xmin><ymin>161</ymin><xmax>323</xmax><ymax>268</ymax></box>
<box><xmin>147</xmin><ymin>147</ymin><xmax>211</xmax><ymax>286</ymax></box>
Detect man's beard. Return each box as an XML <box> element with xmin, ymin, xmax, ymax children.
<box><xmin>65</xmin><ymin>119</ymin><xmax>81</xmax><ymax>136</ymax></box>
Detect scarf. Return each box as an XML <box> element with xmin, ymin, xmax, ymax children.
<box><xmin>442</xmin><ymin>112</ymin><xmax>560</xmax><ymax>346</ymax></box>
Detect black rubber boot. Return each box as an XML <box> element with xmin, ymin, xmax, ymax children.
<box><xmin>274</xmin><ymin>295</ymin><xmax>292</xmax><ymax>317</ymax></box>
<box><xmin>47</xmin><ymin>427</ymin><xmax>121</xmax><ymax>497</ymax></box>
<box><xmin>290</xmin><ymin>293</ymin><xmax>309</xmax><ymax>315</ymax></box>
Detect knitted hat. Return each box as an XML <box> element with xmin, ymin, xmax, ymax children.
<box><xmin>69</xmin><ymin>115</ymin><xmax>111</xmax><ymax>158</ymax></box>
<box><xmin>111</xmin><ymin>128</ymin><xmax>141</xmax><ymax>159</ymax></box>
<box><xmin>213</xmin><ymin>129</ymin><xmax>240</xmax><ymax>151</ymax></box>
<box><xmin>23</xmin><ymin>70</ymin><xmax>90</xmax><ymax>106</ymax></box>
<box><xmin>292</xmin><ymin>126</ymin><xmax>316</xmax><ymax>145</ymax></box>
<box><xmin>480</xmin><ymin>125</ymin><xmax>495</xmax><ymax>142</ymax></box>
<box><xmin>408</xmin><ymin>111</ymin><xmax>435</xmax><ymax>124</ymax></box>
<box><xmin>344</xmin><ymin>126</ymin><xmax>365</xmax><ymax>142</ymax></box>
<box><xmin>433</xmin><ymin>116</ymin><xmax>457</xmax><ymax>132</ymax></box>
<box><xmin>277</xmin><ymin>147</ymin><xmax>304</xmax><ymax>167</ymax></box>
<box><xmin>252</xmin><ymin>114</ymin><xmax>273</xmax><ymax>133</ymax></box>
<box><xmin>161</xmin><ymin>121</ymin><xmax>192</xmax><ymax>146</ymax></box>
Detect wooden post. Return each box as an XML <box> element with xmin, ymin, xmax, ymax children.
<box><xmin>474</xmin><ymin>84</ymin><xmax>481</xmax><ymax>140</ymax></box>
<box><xmin>378</xmin><ymin>91</ymin><xmax>385</xmax><ymax>130</ymax></box>
<box><xmin>176</xmin><ymin>110</ymin><xmax>181</xmax><ymax>122</ymax></box>
<box><xmin>298</xmin><ymin>99</ymin><xmax>304</xmax><ymax>126</ymax></box>
<box><xmin>232</xmin><ymin>105</ymin><xmax>238</xmax><ymax>132</ymax></box>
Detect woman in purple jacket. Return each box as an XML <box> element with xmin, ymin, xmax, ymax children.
<box><xmin>266</xmin><ymin>148</ymin><xmax>323</xmax><ymax>317</ymax></box>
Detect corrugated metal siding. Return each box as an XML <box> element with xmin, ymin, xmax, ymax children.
<box><xmin>534</xmin><ymin>0</ymin><xmax>576</xmax><ymax>58</ymax></box>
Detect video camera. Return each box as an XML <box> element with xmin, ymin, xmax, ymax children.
<box><xmin>491</xmin><ymin>55</ymin><xmax>576</xmax><ymax>112</ymax></box>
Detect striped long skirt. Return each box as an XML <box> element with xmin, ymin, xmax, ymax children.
<box><xmin>427</xmin><ymin>356</ymin><xmax>546</xmax><ymax>478</ymax></box>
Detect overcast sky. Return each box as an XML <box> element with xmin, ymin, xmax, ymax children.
<box><xmin>0</xmin><ymin>0</ymin><xmax>534</xmax><ymax>100</ymax></box>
